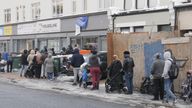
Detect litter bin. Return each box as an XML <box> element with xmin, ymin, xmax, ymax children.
<box><xmin>12</xmin><ymin>56</ymin><xmax>21</xmax><ymax>72</ymax></box>
<box><xmin>53</xmin><ymin>57</ymin><xmax>60</xmax><ymax>77</ymax></box>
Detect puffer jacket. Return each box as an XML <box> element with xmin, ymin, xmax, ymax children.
<box><xmin>162</xmin><ymin>51</ymin><xmax>172</xmax><ymax>79</ymax></box>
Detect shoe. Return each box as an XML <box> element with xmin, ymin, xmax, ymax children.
<box><xmin>151</xmin><ymin>98</ymin><xmax>159</xmax><ymax>101</ymax></box>
<box><xmin>72</xmin><ymin>83</ymin><xmax>77</xmax><ymax>86</ymax></box>
<box><xmin>162</xmin><ymin>99</ymin><xmax>168</xmax><ymax>103</ymax></box>
<box><xmin>173</xmin><ymin>98</ymin><xmax>177</xmax><ymax>105</ymax></box>
<box><xmin>91</xmin><ymin>87</ymin><xmax>96</xmax><ymax>90</ymax></box>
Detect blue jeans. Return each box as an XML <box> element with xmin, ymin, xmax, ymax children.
<box><xmin>20</xmin><ymin>65</ymin><xmax>28</xmax><ymax>76</ymax></box>
<box><xmin>164</xmin><ymin>78</ymin><xmax>176</xmax><ymax>101</ymax></box>
<box><xmin>47</xmin><ymin>72</ymin><xmax>54</xmax><ymax>80</ymax></box>
<box><xmin>125</xmin><ymin>72</ymin><xmax>133</xmax><ymax>94</ymax></box>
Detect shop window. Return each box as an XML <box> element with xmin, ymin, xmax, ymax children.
<box><xmin>158</xmin><ymin>25</ymin><xmax>171</xmax><ymax>32</ymax></box>
<box><xmin>134</xmin><ymin>26</ymin><xmax>144</xmax><ymax>32</ymax></box>
<box><xmin>52</xmin><ymin>0</ymin><xmax>63</xmax><ymax>17</ymax></box>
<box><xmin>31</xmin><ymin>2</ymin><xmax>40</xmax><ymax>20</ymax></box>
<box><xmin>48</xmin><ymin>39</ymin><xmax>60</xmax><ymax>53</ymax></box>
<box><xmin>4</xmin><ymin>8</ymin><xmax>11</xmax><ymax>23</ymax></box>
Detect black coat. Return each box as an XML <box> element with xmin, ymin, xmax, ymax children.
<box><xmin>108</xmin><ymin>60</ymin><xmax>123</xmax><ymax>88</ymax></box>
<box><xmin>21</xmin><ymin>53</ymin><xmax>28</xmax><ymax>65</ymax></box>
<box><xmin>71</xmin><ymin>49</ymin><xmax>85</xmax><ymax>68</ymax></box>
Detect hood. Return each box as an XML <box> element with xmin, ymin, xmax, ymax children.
<box><xmin>74</xmin><ymin>49</ymin><xmax>79</xmax><ymax>54</ymax></box>
<box><xmin>164</xmin><ymin>51</ymin><xmax>171</xmax><ymax>60</ymax></box>
<box><xmin>30</xmin><ymin>50</ymin><xmax>35</xmax><ymax>55</ymax></box>
<box><xmin>124</xmin><ymin>54</ymin><xmax>130</xmax><ymax>58</ymax></box>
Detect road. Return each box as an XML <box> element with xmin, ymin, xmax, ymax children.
<box><xmin>0</xmin><ymin>82</ymin><xmax>135</xmax><ymax>108</ymax></box>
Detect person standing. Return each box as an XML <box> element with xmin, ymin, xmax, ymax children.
<box><xmin>71</xmin><ymin>49</ymin><xmax>85</xmax><ymax>85</ymax></box>
<box><xmin>151</xmin><ymin>53</ymin><xmax>164</xmax><ymax>100</ymax></box>
<box><xmin>89</xmin><ymin>50</ymin><xmax>101</xmax><ymax>90</ymax></box>
<box><xmin>27</xmin><ymin>50</ymin><xmax>35</xmax><ymax>66</ymax></box>
<box><xmin>7</xmin><ymin>53</ymin><xmax>13</xmax><ymax>72</ymax></box>
<box><xmin>107</xmin><ymin>55</ymin><xmax>123</xmax><ymax>92</ymax></box>
<box><xmin>35</xmin><ymin>51</ymin><xmax>43</xmax><ymax>79</ymax></box>
<box><xmin>44</xmin><ymin>53</ymin><xmax>54</xmax><ymax>80</ymax></box>
<box><xmin>123</xmin><ymin>51</ymin><xmax>135</xmax><ymax>94</ymax></box>
<box><xmin>20</xmin><ymin>50</ymin><xmax>28</xmax><ymax>77</ymax></box>
<box><xmin>162</xmin><ymin>51</ymin><xmax>177</xmax><ymax>104</ymax></box>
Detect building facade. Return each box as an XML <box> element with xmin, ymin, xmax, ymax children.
<box><xmin>0</xmin><ymin>0</ymin><xmax>191</xmax><ymax>53</ymax></box>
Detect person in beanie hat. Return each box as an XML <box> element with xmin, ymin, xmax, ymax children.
<box><xmin>123</xmin><ymin>51</ymin><xmax>135</xmax><ymax>94</ymax></box>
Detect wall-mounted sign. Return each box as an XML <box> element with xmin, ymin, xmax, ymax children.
<box><xmin>17</xmin><ymin>23</ymin><xmax>36</xmax><ymax>34</ymax></box>
<box><xmin>17</xmin><ymin>19</ymin><xmax>60</xmax><ymax>35</ymax></box>
<box><xmin>0</xmin><ymin>27</ymin><xmax>3</xmax><ymax>36</ymax></box>
<box><xmin>4</xmin><ymin>26</ymin><xmax>12</xmax><ymax>36</ymax></box>
<box><xmin>36</xmin><ymin>19</ymin><xmax>60</xmax><ymax>33</ymax></box>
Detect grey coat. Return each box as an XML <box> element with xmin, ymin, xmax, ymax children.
<box><xmin>151</xmin><ymin>59</ymin><xmax>164</xmax><ymax>79</ymax></box>
<box><xmin>44</xmin><ymin>57</ymin><xmax>54</xmax><ymax>73</ymax></box>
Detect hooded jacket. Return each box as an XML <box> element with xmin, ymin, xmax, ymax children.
<box><xmin>71</xmin><ymin>49</ymin><xmax>85</xmax><ymax>68</ymax></box>
<box><xmin>162</xmin><ymin>51</ymin><xmax>172</xmax><ymax>79</ymax></box>
<box><xmin>151</xmin><ymin>55</ymin><xmax>164</xmax><ymax>79</ymax></box>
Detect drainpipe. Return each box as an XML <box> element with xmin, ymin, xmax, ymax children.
<box><xmin>112</xmin><ymin>15</ymin><xmax>117</xmax><ymax>33</ymax></box>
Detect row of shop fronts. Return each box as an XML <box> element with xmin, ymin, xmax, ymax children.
<box><xmin>0</xmin><ymin>12</ymin><xmax>108</xmax><ymax>53</ymax></box>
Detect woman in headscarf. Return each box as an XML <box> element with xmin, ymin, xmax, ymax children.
<box><xmin>107</xmin><ymin>55</ymin><xmax>123</xmax><ymax>92</ymax></box>
<box><xmin>44</xmin><ymin>53</ymin><xmax>54</xmax><ymax>80</ymax></box>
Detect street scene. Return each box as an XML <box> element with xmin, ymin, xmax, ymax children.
<box><xmin>0</xmin><ymin>0</ymin><xmax>192</xmax><ymax>108</ymax></box>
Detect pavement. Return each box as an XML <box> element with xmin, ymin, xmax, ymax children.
<box><xmin>0</xmin><ymin>72</ymin><xmax>191</xmax><ymax>108</ymax></box>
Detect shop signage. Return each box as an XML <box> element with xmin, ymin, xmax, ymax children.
<box><xmin>4</xmin><ymin>26</ymin><xmax>12</xmax><ymax>36</ymax></box>
<box><xmin>36</xmin><ymin>19</ymin><xmax>60</xmax><ymax>33</ymax></box>
<box><xmin>17</xmin><ymin>23</ymin><xmax>36</xmax><ymax>34</ymax></box>
<box><xmin>17</xmin><ymin>19</ymin><xmax>60</xmax><ymax>35</ymax></box>
<box><xmin>0</xmin><ymin>27</ymin><xmax>3</xmax><ymax>36</ymax></box>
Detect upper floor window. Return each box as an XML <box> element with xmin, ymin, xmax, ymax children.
<box><xmin>31</xmin><ymin>2</ymin><xmax>40</xmax><ymax>20</ymax></box>
<box><xmin>16</xmin><ymin>5</ymin><xmax>25</xmax><ymax>22</ymax></box>
<box><xmin>16</xmin><ymin>7</ymin><xmax>19</xmax><ymax>22</ymax></box>
<box><xmin>125</xmin><ymin>0</ymin><xmax>132</xmax><ymax>10</ymax></box>
<box><xmin>148</xmin><ymin>0</ymin><xmax>157</xmax><ymax>8</ymax></box>
<box><xmin>104</xmin><ymin>0</ymin><xmax>114</xmax><ymax>8</ymax></box>
<box><xmin>83</xmin><ymin>0</ymin><xmax>87</xmax><ymax>12</ymax></box>
<box><xmin>136</xmin><ymin>0</ymin><xmax>145</xmax><ymax>9</ymax></box>
<box><xmin>4</xmin><ymin>8</ymin><xmax>11</xmax><ymax>23</ymax></box>
<box><xmin>52</xmin><ymin>0</ymin><xmax>63</xmax><ymax>17</ymax></box>
<box><xmin>72</xmin><ymin>0</ymin><xmax>77</xmax><ymax>13</ymax></box>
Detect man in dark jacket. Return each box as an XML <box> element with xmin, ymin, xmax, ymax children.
<box><xmin>151</xmin><ymin>53</ymin><xmax>164</xmax><ymax>100</ymax></box>
<box><xmin>71</xmin><ymin>49</ymin><xmax>85</xmax><ymax>85</ymax></box>
<box><xmin>20</xmin><ymin>50</ymin><xmax>28</xmax><ymax>77</ymax></box>
<box><xmin>123</xmin><ymin>51</ymin><xmax>135</xmax><ymax>94</ymax></box>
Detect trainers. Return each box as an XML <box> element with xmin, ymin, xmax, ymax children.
<box><xmin>173</xmin><ymin>99</ymin><xmax>177</xmax><ymax>105</ymax></box>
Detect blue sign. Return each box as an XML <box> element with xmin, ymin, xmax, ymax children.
<box><xmin>76</xmin><ymin>16</ymin><xmax>88</xmax><ymax>29</ymax></box>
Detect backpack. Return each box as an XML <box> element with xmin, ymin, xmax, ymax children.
<box><xmin>168</xmin><ymin>59</ymin><xmax>179</xmax><ymax>80</ymax></box>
